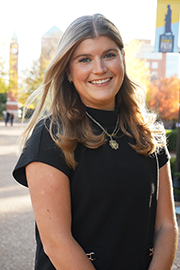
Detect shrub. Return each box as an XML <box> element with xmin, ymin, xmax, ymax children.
<box><xmin>0</xmin><ymin>93</ymin><xmax>7</xmax><ymax>118</ymax></box>
<box><xmin>170</xmin><ymin>157</ymin><xmax>176</xmax><ymax>178</ymax></box>
<box><xmin>166</xmin><ymin>129</ymin><xmax>177</xmax><ymax>152</ymax></box>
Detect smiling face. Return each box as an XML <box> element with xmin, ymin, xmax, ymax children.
<box><xmin>68</xmin><ymin>36</ymin><xmax>125</xmax><ymax>110</ymax></box>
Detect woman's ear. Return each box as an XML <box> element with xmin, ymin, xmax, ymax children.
<box><xmin>66</xmin><ymin>68</ymin><xmax>73</xmax><ymax>83</ymax></box>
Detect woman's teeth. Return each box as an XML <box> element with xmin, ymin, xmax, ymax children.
<box><xmin>90</xmin><ymin>78</ymin><xmax>111</xmax><ymax>85</ymax></box>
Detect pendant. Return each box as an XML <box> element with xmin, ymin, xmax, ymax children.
<box><xmin>109</xmin><ymin>138</ymin><xmax>119</xmax><ymax>150</ymax></box>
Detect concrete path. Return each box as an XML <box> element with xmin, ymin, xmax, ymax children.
<box><xmin>0</xmin><ymin>122</ymin><xmax>35</xmax><ymax>270</ymax></box>
<box><xmin>0</xmin><ymin>121</ymin><xmax>179</xmax><ymax>270</ymax></box>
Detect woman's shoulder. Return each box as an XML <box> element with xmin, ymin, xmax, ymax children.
<box><xmin>31</xmin><ymin>115</ymin><xmax>52</xmax><ymax>134</ymax></box>
<box><xmin>26</xmin><ymin>116</ymin><xmax>59</xmax><ymax>146</ymax></box>
<box><xmin>16</xmin><ymin>116</ymin><xmax>58</xmax><ymax>169</ymax></box>
<box><xmin>13</xmin><ymin>116</ymin><xmax>71</xmax><ymax>187</ymax></box>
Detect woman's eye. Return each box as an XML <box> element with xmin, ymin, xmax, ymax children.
<box><xmin>79</xmin><ymin>57</ymin><xmax>90</xmax><ymax>63</ymax></box>
<box><xmin>104</xmin><ymin>53</ymin><xmax>116</xmax><ymax>58</ymax></box>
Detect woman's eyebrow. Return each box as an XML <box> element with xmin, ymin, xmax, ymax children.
<box><xmin>104</xmin><ymin>48</ymin><xmax>119</xmax><ymax>53</ymax></box>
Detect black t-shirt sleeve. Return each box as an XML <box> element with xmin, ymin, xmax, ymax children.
<box><xmin>12</xmin><ymin>120</ymin><xmax>71</xmax><ymax>187</ymax></box>
<box><xmin>157</xmin><ymin>145</ymin><xmax>170</xmax><ymax>169</ymax></box>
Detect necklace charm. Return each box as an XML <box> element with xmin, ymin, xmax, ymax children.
<box><xmin>86</xmin><ymin>111</ymin><xmax>120</xmax><ymax>150</ymax></box>
<box><xmin>109</xmin><ymin>137</ymin><xmax>119</xmax><ymax>150</ymax></box>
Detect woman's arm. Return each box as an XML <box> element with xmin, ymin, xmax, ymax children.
<box><xmin>26</xmin><ymin>162</ymin><xmax>95</xmax><ymax>270</ymax></box>
<box><xmin>148</xmin><ymin>161</ymin><xmax>179</xmax><ymax>270</ymax></box>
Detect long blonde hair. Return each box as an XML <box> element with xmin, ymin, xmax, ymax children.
<box><xmin>20</xmin><ymin>14</ymin><xmax>166</xmax><ymax>169</ymax></box>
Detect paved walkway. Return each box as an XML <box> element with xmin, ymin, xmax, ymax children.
<box><xmin>0</xmin><ymin>121</ymin><xmax>180</xmax><ymax>269</ymax></box>
<box><xmin>0</xmin><ymin>122</ymin><xmax>35</xmax><ymax>270</ymax></box>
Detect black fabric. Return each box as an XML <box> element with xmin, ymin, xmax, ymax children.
<box><xmin>13</xmin><ymin>108</ymin><xmax>170</xmax><ymax>270</ymax></box>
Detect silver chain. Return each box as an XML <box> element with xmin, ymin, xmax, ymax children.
<box><xmin>86</xmin><ymin>111</ymin><xmax>120</xmax><ymax>150</ymax></box>
<box><xmin>86</xmin><ymin>111</ymin><xmax>120</xmax><ymax>137</ymax></box>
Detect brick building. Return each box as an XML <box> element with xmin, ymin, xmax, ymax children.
<box><xmin>135</xmin><ymin>39</ymin><xmax>179</xmax><ymax>80</ymax></box>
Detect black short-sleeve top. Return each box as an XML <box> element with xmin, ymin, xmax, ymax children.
<box><xmin>13</xmin><ymin>107</ymin><xmax>170</xmax><ymax>270</ymax></box>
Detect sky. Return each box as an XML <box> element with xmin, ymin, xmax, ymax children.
<box><xmin>0</xmin><ymin>0</ymin><xmax>162</xmax><ymax>73</ymax></box>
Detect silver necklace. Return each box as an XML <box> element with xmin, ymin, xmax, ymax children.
<box><xmin>86</xmin><ymin>111</ymin><xmax>120</xmax><ymax>150</ymax></box>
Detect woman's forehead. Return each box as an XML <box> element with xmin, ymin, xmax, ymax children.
<box><xmin>71</xmin><ymin>36</ymin><xmax>120</xmax><ymax>56</ymax></box>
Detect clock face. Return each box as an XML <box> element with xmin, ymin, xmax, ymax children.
<box><xmin>11</xmin><ymin>47</ymin><xmax>18</xmax><ymax>54</ymax></box>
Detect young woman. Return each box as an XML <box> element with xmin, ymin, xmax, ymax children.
<box><xmin>13</xmin><ymin>14</ymin><xmax>178</xmax><ymax>270</ymax></box>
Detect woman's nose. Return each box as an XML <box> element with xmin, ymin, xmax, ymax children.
<box><xmin>92</xmin><ymin>58</ymin><xmax>107</xmax><ymax>74</ymax></box>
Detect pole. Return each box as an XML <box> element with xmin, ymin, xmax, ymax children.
<box><xmin>175</xmin><ymin>92</ymin><xmax>180</xmax><ymax>173</ymax></box>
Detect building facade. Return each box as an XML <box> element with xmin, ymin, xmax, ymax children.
<box><xmin>135</xmin><ymin>39</ymin><xmax>179</xmax><ymax>80</ymax></box>
<box><xmin>41</xmin><ymin>26</ymin><xmax>63</xmax><ymax>62</ymax></box>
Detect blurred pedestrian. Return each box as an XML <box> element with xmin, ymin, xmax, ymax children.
<box><xmin>13</xmin><ymin>14</ymin><xmax>178</xmax><ymax>270</ymax></box>
<box><xmin>5</xmin><ymin>112</ymin><xmax>10</xmax><ymax>126</ymax></box>
<box><xmin>10</xmin><ymin>113</ymin><xmax>14</xmax><ymax>126</ymax></box>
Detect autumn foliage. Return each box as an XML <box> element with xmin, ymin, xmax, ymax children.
<box><xmin>147</xmin><ymin>76</ymin><xmax>179</xmax><ymax>121</ymax></box>
<box><xmin>125</xmin><ymin>40</ymin><xmax>151</xmax><ymax>89</ymax></box>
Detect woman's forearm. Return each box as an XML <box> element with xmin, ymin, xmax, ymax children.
<box><xmin>148</xmin><ymin>224</ymin><xmax>178</xmax><ymax>270</ymax></box>
<box><xmin>44</xmin><ymin>234</ymin><xmax>96</xmax><ymax>270</ymax></box>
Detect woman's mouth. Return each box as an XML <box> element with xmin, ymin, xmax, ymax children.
<box><xmin>89</xmin><ymin>77</ymin><xmax>112</xmax><ymax>85</ymax></box>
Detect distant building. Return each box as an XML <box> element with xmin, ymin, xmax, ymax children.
<box><xmin>135</xmin><ymin>39</ymin><xmax>179</xmax><ymax>80</ymax></box>
<box><xmin>6</xmin><ymin>32</ymin><xmax>19</xmax><ymax>120</ymax></box>
<box><xmin>166</xmin><ymin>53</ymin><xmax>179</xmax><ymax>78</ymax></box>
<box><xmin>41</xmin><ymin>26</ymin><xmax>63</xmax><ymax>62</ymax></box>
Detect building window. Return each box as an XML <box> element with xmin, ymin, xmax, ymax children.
<box><xmin>166</xmin><ymin>53</ymin><xmax>179</xmax><ymax>77</ymax></box>
<box><xmin>151</xmin><ymin>53</ymin><xmax>162</xmax><ymax>60</ymax></box>
<box><xmin>151</xmin><ymin>71</ymin><xmax>158</xmax><ymax>79</ymax></box>
<box><xmin>152</xmin><ymin>62</ymin><xmax>158</xmax><ymax>69</ymax></box>
<box><xmin>144</xmin><ymin>53</ymin><xmax>150</xmax><ymax>59</ymax></box>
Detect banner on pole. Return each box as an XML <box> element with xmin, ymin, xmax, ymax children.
<box><xmin>154</xmin><ymin>0</ymin><xmax>180</xmax><ymax>53</ymax></box>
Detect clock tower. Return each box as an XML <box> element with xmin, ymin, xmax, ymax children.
<box><xmin>6</xmin><ymin>31</ymin><xmax>19</xmax><ymax>120</ymax></box>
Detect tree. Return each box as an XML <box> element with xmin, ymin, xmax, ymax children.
<box><xmin>147</xmin><ymin>76</ymin><xmax>179</xmax><ymax>121</ymax></box>
<box><xmin>125</xmin><ymin>40</ymin><xmax>151</xmax><ymax>90</ymax></box>
<box><xmin>0</xmin><ymin>92</ymin><xmax>7</xmax><ymax>118</ymax></box>
<box><xmin>0</xmin><ymin>57</ymin><xmax>10</xmax><ymax>93</ymax></box>
<box><xmin>0</xmin><ymin>56</ymin><xmax>10</xmax><ymax>118</ymax></box>
<box><xmin>18</xmin><ymin>57</ymin><xmax>49</xmax><ymax>107</ymax></box>
<box><xmin>19</xmin><ymin>32</ymin><xmax>61</xmax><ymax>108</ymax></box>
